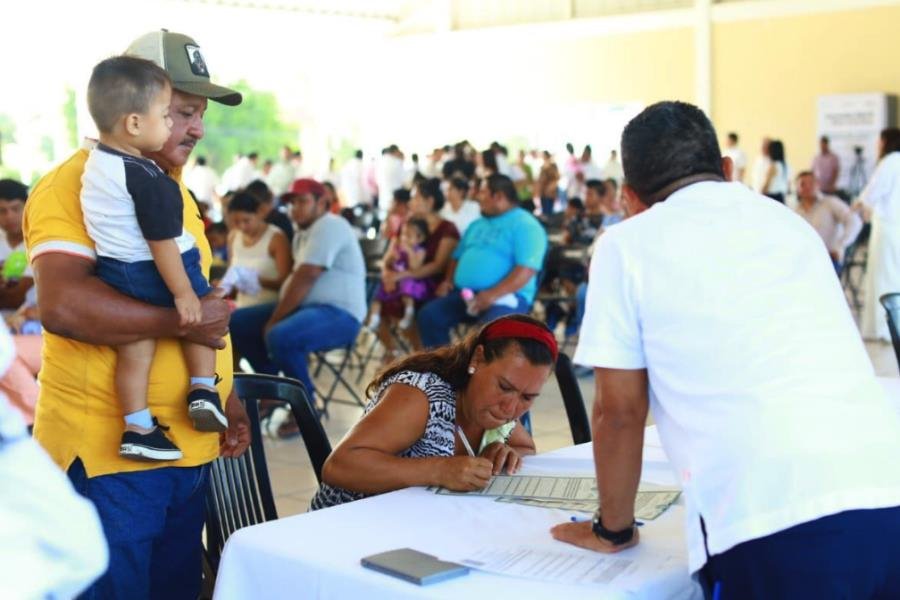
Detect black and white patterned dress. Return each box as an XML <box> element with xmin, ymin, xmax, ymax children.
<box><xmin>309</xmin><ymin>370</ymin><xmax>457</xmax><ymax>511</ymax></box>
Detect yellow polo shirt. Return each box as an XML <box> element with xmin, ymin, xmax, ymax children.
<box><xmin>25</xmin><ymin>147</ymin><xmax>233</xmax><ymax>478</ymax></box>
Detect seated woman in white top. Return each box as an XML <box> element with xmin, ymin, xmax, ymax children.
<box><xmin>226</xmin><ymin>192</ymin><xmax>292</xmax><ymax>308</ymax></box>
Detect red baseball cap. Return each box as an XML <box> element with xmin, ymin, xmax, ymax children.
<box><xmin>290</xmin><ymin>178</ymin><xmax>326</xmax><ymax>198</ymax></box>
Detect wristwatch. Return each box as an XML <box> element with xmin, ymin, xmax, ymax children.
<box><xmin>591</xmin><ymin>509</ymin><xmax>636</xmax><ymax>545</ymax></box>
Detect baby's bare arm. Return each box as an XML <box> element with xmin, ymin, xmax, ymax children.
<box><xmin>148</xmin><ymin>239</ymin><xmax>201</xmax><ymax>325</ymax></box>
<box><xmin>148</xmin><ymin>239</ymin><xmax>194</xmax><ymax>297</ymax></box>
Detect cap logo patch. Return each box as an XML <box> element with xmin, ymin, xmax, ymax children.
<box><xmin>185</xmin><ymin>44</ymin><xmax>209</xmax><ymax>77</ymax></box>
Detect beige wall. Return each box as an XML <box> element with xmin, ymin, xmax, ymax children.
<box><xmin>381</xmin><ymin>3</ymin><xmax>899</xmax><ymax>174</ymax></box>
<box><xmin>368</xmin><ymin>26</ymin><xmax>695</xmax><ymax>152</ymax></box>
<box><xmin>712</xmin><ymin>4</ymin><xmax>900</xmax><ymax>177</ymax></box>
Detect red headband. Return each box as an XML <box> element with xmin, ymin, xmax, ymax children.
<box><xmin>482</xmin><ymin>320</ymin><xmax>559</xmax><ymax>362</ymax></box>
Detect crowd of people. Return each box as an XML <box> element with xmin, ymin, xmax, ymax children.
<box><xmin>4</xmin><ymin>26</ymin><xmax>900</xmax><ymax>600</ymax></box>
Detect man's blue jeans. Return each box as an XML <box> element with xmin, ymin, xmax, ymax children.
<box><xmin>68</xmin><ymin>459</ymin><xmax>209</xmax><ymax>600</ymax></box>
<box><xmin>699</xmin><ymin>505</ymin><xmax>900</xmax><ymax>599</ymax></box>
<box><xmin>229</xmin><ymin>302</ymin><xmax>361</xmax><ymax>396</ymax></box>
<box><xmin>417</xmin><ymin>291</ymin><xmax>530</xmax><ymax>348</ymax></box>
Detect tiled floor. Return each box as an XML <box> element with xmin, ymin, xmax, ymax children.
<box><xmin>262</xmin><ymin>338</ymin><xmax>899</xmax><ymax>517</ymax></box>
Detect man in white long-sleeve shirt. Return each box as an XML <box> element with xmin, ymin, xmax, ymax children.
<box><xmin>795</xmin><ymin>170</ymin><xmax>862</xmax><ymax>273</ymax></box>
<box><xmin>0</xmin><ymin>325</ymin><xmax>107</xmax><ymax>598</ymax></box>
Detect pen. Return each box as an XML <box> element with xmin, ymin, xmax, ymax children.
<box><xmin>569</xmin><ymin>515</ymin><xmax>644</xmax><ymax>526</ymax></box>
<box><xmin>456</xmin><ymin>425</ymin><xmax>476</xmax><ymax>457</ymax></box>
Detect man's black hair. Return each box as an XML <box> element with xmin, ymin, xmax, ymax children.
<box><xmin>621</xmin><ymin>101</ymin><xmax>724</xmax><ymax>204</ymax></box>
<box><xmin>0</xmin><ymin>179</ymin><xmax>27</xmax><ymax>203</ymax></box>
<box><xmin>585</xmin><ymin>179</ymin><xmax>606</xmax><ymax>197</ymax></box>
<box><xmin>486</xmin><ymin>173</ymin><xmax>518</xmax><ymax>204</ymax></box>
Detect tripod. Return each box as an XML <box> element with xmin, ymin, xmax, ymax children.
<box><xmin>848</xmin><ymin>150</ymin><xmax>868</xmax><ymax>198</ymax></box>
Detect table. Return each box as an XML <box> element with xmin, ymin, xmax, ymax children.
<box><xmin>213</xmin><ymin>378</ymin><xmax>900</xmax><ymax>600</ymax></box>
<box><xmin>214</xmin><ymin>428</ymin><xmax>699</xmax><ymax>599</ymax></box>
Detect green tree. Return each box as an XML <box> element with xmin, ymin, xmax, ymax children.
<box><xmin>62</xmin><ymin>87</ymin><xmax>79</xmax><ymax>152</ymax></box>
<box><xmin>0</xmin><ymin>114</ymin><xmax>15</xmax><ymax>166</ymax></box>
<box><xmin>195</xmin><ymin>80</ymin><xmax>299</xmax><ymax>173</ymax></box>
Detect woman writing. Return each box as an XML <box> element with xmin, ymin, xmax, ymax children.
<box><xmin>311</xmin><ymin>315</ymin><xmax>557</xmax><ymax>510</ymax></box>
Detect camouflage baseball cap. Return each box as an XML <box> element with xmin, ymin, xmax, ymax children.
<box><xmin>125</xmin><ymin>30</ymin><xmax>242</xmax><ymax>106</ymax></box>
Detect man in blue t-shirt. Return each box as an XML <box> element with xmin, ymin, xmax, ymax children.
<box><xmin>418</xmin><ymin>174</ymin><xmax>548</xmax><ymax>348</ymax></box>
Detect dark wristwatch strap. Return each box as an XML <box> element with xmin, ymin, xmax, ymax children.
<box><xmin>592</xmin><ymin>509</ymin><xmax>636</xmax><ymax>545</ymax></box>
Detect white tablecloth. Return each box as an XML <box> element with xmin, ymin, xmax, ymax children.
<box><xmin>213</xmin><ymin>378</ymin><xmax>900</xmax><ymax>600</ymax></box>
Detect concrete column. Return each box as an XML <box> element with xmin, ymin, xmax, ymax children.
<box><xmin>695</xmin><ymin>0</ymin><xmax>713</xmax><ymax>114</ymax></box>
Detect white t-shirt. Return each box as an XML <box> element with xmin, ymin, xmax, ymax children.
<box><xmin>750</xmin><ymin>156</ymin><xmax>771</xmax><ymax>193</ymax></box>
<box><xmin>265</xmin><ymin>161</ymin><xmax>296</xmax><ymax>197</ymax></box>
<box><xmin>575</xmin><ymin>181</ymin><xmax>900</xmax><ymax>573</ymax></box>
<box><xmin>377</xmin><ymin>155</ymin><xmax>406</xmax><ymax>209</ymax></box>
<box><xmin>339</xmin><ymin>158</ymin><xmax>367</xmax><ymax>208</ymax></box>
<box><xmin>183</xmin><ymin>165</ymin><xmax>219</xmax><ymax>203</ymax></box>
<box><xmin>290</xmin><ymin>213</ymin><xmax>367</xmax><ymax>323</ymax></box>
<box><xmin>439</xmin><ymin>200</ymin><xmax>481</xmax><ymax>236</ymax></box>
<box><xmin>80</xmin><ymin>146</ymin><xmax>195</xmax><ymax>262</ymax></box>
<box><xmin>766</xmin><ymin>161</ymin><xmax>790</xmax><ymax>195</ymax></box>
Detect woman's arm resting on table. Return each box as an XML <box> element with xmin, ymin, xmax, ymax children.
<box><xmin>322</xmin><ymin>383</ymin><xmax>492</xmax><ymax>493</ymax></box>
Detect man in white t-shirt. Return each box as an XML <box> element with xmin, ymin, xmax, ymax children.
<box><xmin>377</xmin><ymin>146</ymin><xmax>406</xmax><ymax>209</ymax></box>
<box><xmin>220</xmin><ymin>152</ymin><xmax>260</xmax><ymax>194</ymax></box>
<box><xmin>721</xmin><ymin>132</ymin><xmax>747</xmax><ymax>183</ymax></box>
<box><xmin>339</xmin><ymin>150</ymin><xmax>367</xmax><ymax>209</ymax></box>
<box><xmin>551</xmin><ymin>101</ymin><xmax>900</xmax><ymax>598</ymax></box>
<box><xmin>602</xmin><ymin>149</ymin><xmax>624</xmax><ymax>183</ymax></box>
<box><xmin>266</xmin><ymin>146</ymin><xmax>297</xmax><ymax>197</ymax></box>
<box><xmin>750</xmin><ymin>137</ymin><xmax>772</xmax><ymax>193</ymax></box>
<box><xmin>184</xmin><ymin>156</ymin><xmax>219</xmax><ymax>205</ymax></box>
<box><xmin>0</xmin><ymin>180</ymin><xmax>34</xmax><ymax>310</ymax></box>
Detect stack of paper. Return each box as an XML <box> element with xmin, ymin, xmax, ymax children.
<box><xmin>430</xmin><ymin>475</ymin><xmax>681</xmax><ymax>520</ymax></box>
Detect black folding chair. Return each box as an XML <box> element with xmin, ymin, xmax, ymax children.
<box><xmin>554</xmin><ymin>352</ymin><xmax>592</xmax><ymax>445</ymax></box>
<box><xmin>204</xmin><ymin>374</ymin><xmax>332</xmax><ymax>582</ymax></box>
<box><xmin>842</xmin><ymin>224</ymin><xmax>870</xmax><ymax>312</ymax></box>
<box><xmin>879</xmin><ymin>293</ymin><xmax>900</xmax><ymax>373</ymax></box>
<box><xmin>310</xmin><ymin>241</ymin><xmax>390</xmax><ymax>413</ymax></box>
